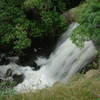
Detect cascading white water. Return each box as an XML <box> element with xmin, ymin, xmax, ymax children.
<box><xmin>0</xmin><ymin>23</ymin><xmax>97</xmax><ymax>93</ymax></box>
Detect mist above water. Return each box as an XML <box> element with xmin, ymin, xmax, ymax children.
<box><xmin>1</xmin><ymin>23</ymin><xmax>97</xmax><ymax>93</ymax></box>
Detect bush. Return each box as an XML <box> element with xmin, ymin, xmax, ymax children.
<box><xmin>71</xmin><ymin>0</ymin><xmax>100</xmax><ymax>48</ymax></box>
<box><xmin>40</xmin><ymin>11</ymin><xmax>67</xmax><ymax>37</ymax></box>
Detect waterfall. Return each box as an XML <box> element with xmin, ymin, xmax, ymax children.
<box><xmin>1</xmin><ymin>23</ymin><xmax>97</xmax><ymax>93</ymax></box>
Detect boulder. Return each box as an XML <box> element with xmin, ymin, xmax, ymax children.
<box><xmin>12</xmin><ymin>73</ymin><xmax>24</xmax><ymax>84</ymax></box>
<box><xmin>63</xmin><ymin>7</ymin><xmax>78</xmax><ymax>22</ymax></box>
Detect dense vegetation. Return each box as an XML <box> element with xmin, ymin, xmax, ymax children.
<box><xmin>71</xmin><ymin>0</ymin><xmax>100</xmax><ymax>49</ymax></box>
<box><xmin>0</xmin><ymin>0</ymin><xmax>84</xmax><ymax>53</ymax></box>
<box><xmin>0</xmin><ymin>0</ymin><xmax>99</xmax><ymax>52</ymax></box>
<box><xmin>0</xmin><ymin>0</ymin><xmax>63</xmax><ymax>53</ymax></box>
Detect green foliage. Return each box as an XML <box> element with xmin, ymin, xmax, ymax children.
<box><xmin>23</xmin><ymin>0</ymin><xmax>68</xmax><ymax>38</ymax></box>
<box><xmin>13</xmin><ymin>24</ymin><xmax>31</xmax><ymax>52</ymax></box>
<box><xmin>24</xmin><ymin>0</ymin><xmax>67</xmax><ymax>12</ymax></box>
<box><xmin>0</xmin><ymin>81</ymin><xmax>16</xmax><ymax>97</ymax></box>
<box><xmin>71</xmin><ymin>0</ymin><xmax>100</xmax><ymax>48</ymax></box>
<box><xmin>24</xmin><ymin>0</ymin><xmax>48</xmax><ymax>10</ymax></box>
<box><xmin>0</xmin><ymin>0</ymin><xmax>68</xmax><ymax>53</ymax></box>
<box><xmin>0</xmin><ymin>0</ymin><xmax>99</xmax><ymax>53</ymax></box>
<box><xmin>0</xmin><ymin>0</ymin><xmax>31</xmax><ymax>52</ymax></box>
<box><xmin>40</xmin><ymin>11</ymin><xmax>67</xmax><ymax>37</ymax></box>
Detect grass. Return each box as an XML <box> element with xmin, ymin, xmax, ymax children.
<box><xmin>0</xmin><ymin>69</ymin><xmax>100</xmax><ymax>100</ymax></box>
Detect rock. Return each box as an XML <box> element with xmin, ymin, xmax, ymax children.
<box><xmin>12</xmin><ymin>71</ymin><xmax>24</xmax><ymax>84</ymax></box>
<box><xmin>5</xmin><ymin>68</ymin><xmax>13</xmax><ymax>78</ymax></box>
<box><xmin>63</xmin><ymin>7</ymin><xmax>78</xmax><ymax>22</ymax></box>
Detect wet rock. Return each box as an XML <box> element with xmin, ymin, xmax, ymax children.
<box><xmin>12</xmin><ymin>72</ymin><xmax>24</xmax><ymax>84</ymax></box>
<box><xmin>5</xmin><ymin>68</ymin><xmax>13</xmax><ymax>78</ymax></box>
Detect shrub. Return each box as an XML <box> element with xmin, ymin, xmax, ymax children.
<box><xmin>71</xmin><ymin>0</ymin><xmax>100</xmax><ymax>48</ymax></box>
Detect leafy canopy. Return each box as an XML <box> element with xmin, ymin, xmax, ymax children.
<box><xmin>71</xmin><ymin>0</ymin><xmax>100</xmax><ymax>48</ymax></box>
<box><xmin>0</xmin><ymin>0</ymin><xmax>68</xmax><ymax>52</ymax></box>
